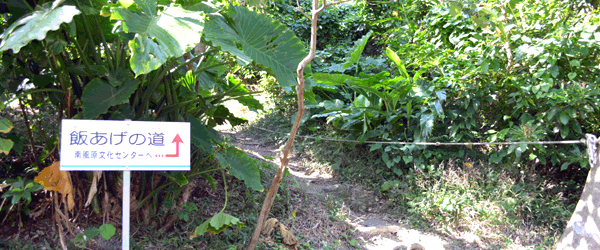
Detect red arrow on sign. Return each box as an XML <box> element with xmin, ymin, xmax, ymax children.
<box><xmin>165</xmin><ymin>134</ymin><xmax>183</xmax><ymax>158</ymax></box>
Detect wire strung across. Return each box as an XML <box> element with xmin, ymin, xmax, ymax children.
<box><xmin>249</xmin><ymin>126</ymin><xmax>587</xmax><ymax>146</ymax></box>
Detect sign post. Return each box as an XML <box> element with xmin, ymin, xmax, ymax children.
<box><xmin>60</xmin><ymin>119</ymin><xmax>191</xmax><ymax>249</ymax></box>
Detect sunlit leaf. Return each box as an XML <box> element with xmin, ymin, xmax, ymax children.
<box><xmin>419</xmin><ymin>113</ymin><xmax>434</xmax><ymax>139</ymax></box>
<box><xmin>109</xmin><ymin>0</ymin><xmax>205</xmax><ymax>76</ymax></box>
<box><xmin>343</xmin><ymin>31</ymin><xmax>373</xmax><ymax>69</ymax></box>
<box><xmin>190</xmin><ymin>212</ymin><xmax>244</xmax><ymax>238</ymax></box>
<box><xmin>312</xmin><ymin>73</ymin><xmax>359</xmax><ymax>86</ymax></box>
<box><xmin>0</xmin><ymin>118</ymin><xmax>13</xmax><ymax>133</ymax></box>
<box><xmin>99</xmin><ymin>224</ymin><xmax>116</xmax><ymax>241</ymax></box>
<box><xmin>386</xmin><ymin>48</ymin><xmax>409</xmax><ymax>79</ymax></box>
<box><xmin>223</xmin><ymin>6</ymin><xmax>307</xmax><ymax>87</ymax></box>
<box><xmin>0</xmin><ymin>0</ymin><xmax>81</xmax><ymax>53</ymax></box>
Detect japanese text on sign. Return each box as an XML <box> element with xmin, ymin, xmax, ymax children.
<box><xmin>60</xmin><ymin>120</ymin><xmax>190</xmax><ymax>171</ymax></box>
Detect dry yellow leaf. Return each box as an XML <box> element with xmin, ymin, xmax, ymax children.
<box><xmin>464</xmin><ymin>162</ymin><xmax>472</xmax><ymax>168</ymax></box>
<box><xmin>34</xmin><ymin>162</ymin><xmax>75</xmax><ymax>211</ymax></box>
<box><xmin>262</xmin><ymin>218</ymin><xmax>279</xmax><ymax>236</ymax></box>
<box><xmin>279</xmin><ymin>223</ymin><xmax>298</xmax><ymax>246</ymax></box>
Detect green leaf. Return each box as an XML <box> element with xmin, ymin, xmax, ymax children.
<box><xmin>226</xmin><ymin>6</ymin><xmax>307</xmax><ymax>87</ymax></box>
<box><xmin>0</xmin><ymin>138</ymin><xmax>14</xmax><ymax>155</ymax></box>
<box><xmin>190</xmin><ymin>212</ymin><xmax>244</xmax><ymax>238</ymax></box>
<box><xmin>570</xmin><ymin>60</ymin><xmax>580</xmax><ymax>67</ymax></box>
<box><xmin>560</xmin><ymin>125</ymin><xmax>569</xmax><ymax>139</ymax></box>
<box><xmin>435</xmin><ymin>91</ymin><xmax>446</xmax><ymax>101</ymax></box>
<box><xmin>386</xmin><ymin>48</ymin><xmax>409</xmax><ymax>79</ymax></box>
<box><xmin>370</xmin><ymin>143</ymin><xmax>382</xmax><ymax>151</ymax></box>
<box><xmin>568</xmin><ymin>72</ymin><xmax>577</xmax><ymax>80</ymax></box>
<box><xmin>559</xmin><ymin>111</ymin><xmax>569</xmax><ymax>125</ymax></box>
<box><xmin>99</xmin><ymin>224</ymin><xmax>116</xmax><ymax>241</ymax></box>
<box><xmin>118</xmin><ymin>0</ymin><xmax>135</xmax><ymax>8</ymax></box>
<box><xmin>81</xmin><ymin>75</ymin><xmax>139</xmax><ymax>119</ymax></box>
<box><xmin>11</xmin><ymin>194</ymin><xmax>21</xmax><ymax>205</ymax></box>
<box><xmin>381</xmin><ymin>180</ymin><xmax>400</xmax><ymax>191</ymax></box>
<box><xmin>164</xmin><ymin>171</ymin><xmax>188</xmax><ymax>187</ymax></box>
<box><xmin>434</xmin><ymin>101</ymin><xmax>443</xmax><ymax>115</ymax></box>
<box><xmin>109</xmin><ymin>0</ymin><xmax>205</xmax><ymax>76</ymax></box>
<box><xmin>448</xmin><ymin>2</ymin><xmax>461</xmax><ymax>17</ymax></box>
<box><xmin>226</xmin><ymin>76</ymin><xmax>263</xmax><ymax>110</ymax></box>
<box><xmin>354</xmin><ymin>95</ymin><xmax>371</xmax><ymax>108</ymax></box>
<box><xmin>567</xmin><ymin>108</ymin><xmax>577</xmax><ymax>118</ymax></box>
<box><xmin>202</xmin><ymin>173</ymin><xmax>216</xmax><ymax>190</ymax></box>
<box><xmin>203</xmin><ymin>14</ymin><xmax>251</xmax><ymax>65</ymax></box>
<box><xmin>0</xmin><ymin>118</ymin><xmax>13</xmax><ymax>133</ymax></box>
<box><xmin>188</xmin><ymin>115</ymin><xmax>222</xmax><ymax>153</ymax></box>
<box><xmin>312</xmin><ymin>73</ymin><xmax>359</xmax><ymax>86</ymax></box>
<box><xmin>561</xmin><ymin>162</ymin><xmax>571</xmax><ymax>171</ymax></box>
<box><xmin>343</xmin><ymin>31</ymin><xmax>373</xmax><ymax>69</ymax></box>
<box><xmin>219</xmin><ymin>147</ymin><xmax>263</xmax><ymax>192</ymax></box>
<box><xmin>0</xmin><ymin>1</ymin><xmax>81</xmax><ymax>53</ymax></box>
<box><xmin>419</xmin><ymin>113</ymin><xmax>434</xmax><ymax>139</ymax></box>
<box><xmin>84</xmin><ymin>228</ymin><xmax>100</xmax><ymax>240</ymax></box>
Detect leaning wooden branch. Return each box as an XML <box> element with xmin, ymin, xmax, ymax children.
<box><xmin>295</xmin><ymin>0</ymin><xmax>312</xmax><ymax>21</ymax></box>
<box><xmin>247</xmin><ymin>0</ymin><xmax>349</xmax><ymax>248</ymax></box>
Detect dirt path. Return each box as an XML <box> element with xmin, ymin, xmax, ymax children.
<box><xmin>216</xmin><ymin>100</ymin><xmax>480</xmax><ymax>250</ymax></box>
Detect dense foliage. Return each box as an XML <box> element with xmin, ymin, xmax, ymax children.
<box><xmin>1</xmin><ymin>0</ymin><xmax>599</xmax><ymax>247</ymax></box>
<box><xmin>0</xmin><ymin>0</ymin><xmax>306</xmax><ymax>242</ymax></box>
<box><xmin>261</xmin><ymin>0</ymin><xmax>600</xmax><ymax>244</ymax></box>
<box><xmin>303</xmin><ymin>0</ymin><xmax>600</xmax><ymax>173</ymax></box>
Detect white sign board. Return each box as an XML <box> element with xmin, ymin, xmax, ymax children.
<box><xmin>60</xmin><ymin>119</ymin><xmax>190</xmax><ymax>171</ymax></box>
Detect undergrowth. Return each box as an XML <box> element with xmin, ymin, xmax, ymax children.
<box><xmin>252</xmin><ymin>104</ymin><xmax>584</xmax><ymax>249</ymax></box>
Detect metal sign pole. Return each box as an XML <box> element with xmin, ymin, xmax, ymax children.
<box><xmin>123</xmin><ymin>119</ymin><xmax>131</xmax><ymax>250</ymax></box>
<box><xmin>123</xmin><ymin>169</ymin><xmax>130</xmax><ymax>249</ymax></box>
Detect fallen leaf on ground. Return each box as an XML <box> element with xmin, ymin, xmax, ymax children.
<box><xmin>262</xmin><ymin>218</ymin><xmax>279</xmax><ymax>235</ymax></box>
<box><xmin>34</xmin><ymin>162</ymin><xmax>75</xmax><ymax>211</ymax></box>
<box><xmin>279</xmin><ymin>223</ymin><xmax>298</xmax><ymax>246</ymax></box>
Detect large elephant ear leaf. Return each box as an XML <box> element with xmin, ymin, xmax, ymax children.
<box><xmin>0</xmin><ymin>0</ymin><xmax>81</xmax><ymax>53</ymax></box>
<box><xmin>225</xmin><ymin>5</ymin><xmax>306</xmax><ymax>88</ymax></box>
<box><xmin>215</xmin><ymin>146</ymin><xmax>263</xmax><ymax>192</ymax></box>
<box><xmin>343</xmin><ymin>30</ymin><xmax>373</xmax><ymax>70</ymax></box>
<box><xmin>203</xmin><ymin>14</ymin><xmax>252</xmax><ymax>66</ymax></box>
<box><xmin>81</xmin><ymin>71</ymin><xmax>139</xmax><ymax>119</ymax></box>
<box><xmin>109</xmin><ymin>0</ymin><xmax>205</xmax><ymax>76</ymax></box>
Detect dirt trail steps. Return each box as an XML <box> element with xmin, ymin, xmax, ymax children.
<box><xmin>220</xmin><ymin>126</ymin><xmax>479</xmax><ymax>250</ymax></box>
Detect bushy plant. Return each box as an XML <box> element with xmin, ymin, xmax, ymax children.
<box><xmin>307</xmin><ymin>0</ymin><xmax>600</xmax><ymax>175</ymax></box>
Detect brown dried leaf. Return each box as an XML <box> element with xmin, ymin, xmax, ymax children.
<box><xmin>34</xmin><ymin>162</ymin><xmax>75</xmax><ymax>211</ymax></box>
<box><xmin>85</xmin><ymin>171</ymin><xmax>102</xmax><ymax>207</ymax></box>
<box><xmin>262</xmin><ymin>218</ymin><xmax>279</xmax><ymax>236</ymax></box>
<box><xmin>279</xmin><ymin>223</ymin><xmax>298</xmax><ymax>246</ymax></box>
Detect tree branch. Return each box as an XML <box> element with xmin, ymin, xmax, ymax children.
<box><xmin>248</xmin><ymin>0</ymin><xmax>350</xmax><ymax>248</ymax></box>
<box><xmin>296</xmin><ymin>0</ymin><xmax>312</xmax><ymax>21</ymax></box>
<box><xmin>324</xmin><ymin>0</ymin><xmax>353</xmax><ymax>8</ymax></box>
